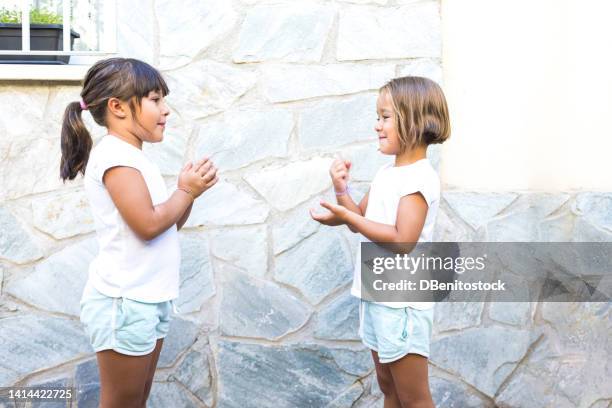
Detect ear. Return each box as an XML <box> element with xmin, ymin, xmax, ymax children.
<box><xmin>107</xmin><ymin>97</ymin><xmax>129</xmax><ymax>119</ymax></box>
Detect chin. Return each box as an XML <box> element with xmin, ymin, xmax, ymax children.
<box><xmin>151</xmin><ymin>132</ymin><xmax>164</xmax><ymax>143</ymax></box>
<box><xmin>378</xmin><ymin>145</ymin><xmax>395</xmax><ymax>155</ymax></box>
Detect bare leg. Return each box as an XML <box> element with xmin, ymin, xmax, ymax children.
<box><xmin>141</xmin><ymin>338</ymin><xmax>164</xmax><ymax>407</ymax></box>
<box><xmin>372</xmin><ymin>350</ymin><xmax>402</xmax><ymax>408</ymax></box>
<box><xmin>388</xmin><ymin>353</ymin><xmax>434</xmax><ymax>408</ymax></box>
<box><xmin>96</xmin><ymin>349</ymin><xmax>154</xmax><ymax>408</ymax></box>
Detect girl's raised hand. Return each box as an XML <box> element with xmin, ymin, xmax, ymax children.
<box><xmin>178</xmin><ymin>157</ymin><xmax>218</xmax><ymax>199</ymax></box>
<box><xmin>309</xmin><ymin>200</ymin><xmax>348</xmax><ymax>225</ymax></box>
<box><xmin>309</xmin><ymin>207</ymin><xmax>336</xmax><ymax>225</ymax></box>
<box><xmin>329</xmin><ymin>158</ymin><xmax>351</xmax><ymax>193</ymax></box>
<box><xmin>193</xmin><ymin>156</ymin><xmax>219</xmax><ymax>193</ymax></box>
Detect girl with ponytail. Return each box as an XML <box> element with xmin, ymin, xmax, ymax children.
<box><xmin>60</xmin><ymin>58</ymin><xmax>218</xmax><ymax>407</ymax></box>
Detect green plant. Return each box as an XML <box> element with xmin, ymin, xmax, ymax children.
<box><xmin>0</xmin><ymin>7</ymin><xmax>63</xmax><ymax>24</ymax></box>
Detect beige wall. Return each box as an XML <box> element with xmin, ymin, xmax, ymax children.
<box><xmin>440</xmin><ymin>0</ymin><xmax>612</xmax><ymax>191</ymax></box>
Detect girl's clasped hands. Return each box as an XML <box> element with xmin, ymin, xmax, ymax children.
<box><xmin>178</xmin><ymin>157</ymin><xmax>218</xmax><ymax>199</ymax></box>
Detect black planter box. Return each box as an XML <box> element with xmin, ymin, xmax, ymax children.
<box><xmin>0</xmin><ymin>23</ymin><xmax>80</xmax><ymax>64</ymax></box>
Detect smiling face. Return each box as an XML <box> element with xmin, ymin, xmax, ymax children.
<box><xmin>375</xmin><ymin>90</ymin><xmax>402</xmax><ymax>155</ymax></box>
<box><xmin>133</xmin><ymin>90</ymin><xmax>170</xmax><ymax>143</ymax></box>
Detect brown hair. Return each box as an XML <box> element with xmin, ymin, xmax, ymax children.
<box><xmin>60</xmin><ymin>57</ymin><xmax>169</xmax><ymax>181</ymax></box>
<box><xmin>379</xmin><ymin>76</ymin><xmax>450</xmax><ymax>152</ymax></box>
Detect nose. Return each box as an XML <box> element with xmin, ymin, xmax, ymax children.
<box><xmin>161</xmin><ymin>99</ymin><xmax>170</xmax><ymax>116</ymax></box>
<box><xmin>374</xmin><ymin>120</ymin><xmax>382</xmax><ymax>132</ymax></box>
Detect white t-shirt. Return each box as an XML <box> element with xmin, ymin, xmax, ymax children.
<box><xmin>83</xmin><ymin>135</ymin><xmax>180</xmax><ymax>303</ymax></box>
<box><xmin>350</xmin><ymin>159</ymin><xmax>440</xmax><ymax>310</ymax></box>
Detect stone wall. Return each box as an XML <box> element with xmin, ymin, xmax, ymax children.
<box><xmin>0</xmin><ymin>1</ymin><xmax>609</xmax><ymax>407</ymax></box>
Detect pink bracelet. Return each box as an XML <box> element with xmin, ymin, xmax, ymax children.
<box><xmin>334</xmin><ymin>185</ymin><xmax>350</xmax><ymax>196</ymax></box>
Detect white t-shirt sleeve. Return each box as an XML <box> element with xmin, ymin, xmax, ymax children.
<box><xmin>397</xmin><ymin>170</ymin><xmax>437</xmax><ymax>208</ymax></box>
<box><xmin>91</xmin><ymin>143</ymin><xmax>142</xmax><ymax>183</ymax></box>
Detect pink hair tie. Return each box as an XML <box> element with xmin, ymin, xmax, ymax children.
<box><xmin>79</xmin><ymin>99</ymin><xmax>88</xmax><ymax>110</ymax></box>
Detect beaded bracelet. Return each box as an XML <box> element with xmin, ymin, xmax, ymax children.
<box><xmin>334</xmin><ymin>184</ymin><xmax>350</xmax><ymax>197</ymax></box>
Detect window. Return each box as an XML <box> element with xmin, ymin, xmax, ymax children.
<box><xmin>0</xmin><ymin>0</ymin><xmax>116</xmax><ymax>80</ymax></box>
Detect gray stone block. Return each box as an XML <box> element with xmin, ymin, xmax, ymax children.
<box><xmin>433</xmin><ymin>302</ymin><xmax>483</xmax><ymax>333</ymax></box>
<box><xmin>178</xmin><ymin>233</ymin><xmax>215</xmax><ymax>313</ymax></box>
<box><xmin>443</xmin><ymin>192</ymin><xmax>517</xmax><ymax>230</ymax></box>
<box><xmin>197</xmin><ymin>109</ymin><xmax>292</xmax><ymax>171</ymax></box>
<box><xmin>217</xmin><ymin>341</ymin><xmax>370</xmax><ymax>407</ymax></box>
<box><xmin>337</xmin><ymin>3</ymin><xmax>441</xmax><ymax>60</ymax></box>
<box><xmin>489</xmin><ymin>302</ymin><xmax>531</xmax><ymax>327</ymax></box>
<box><xmin>573</xmin><ymin>192</ymin><xmax>612</xmax><ymax>231</ymax></box>
<box><xmin>210</xmin><ymin>226</ymin><xmax>267</xmax><ymax>278</ymax></box>
<box><xmin>158</xmin><ymin>318</ymin><xmax>200</xmax><ymax>368</ymax></box>
<box><xmin>233</xmin><ymin>4</ymin><xmax>334</xmax><ymax>63</ymax></box>
<box><xmin>0</xmin><ymin>206</ymin><xmax>43</xmax><ymax>264</ymax></box>
<box><xmin>164</xmin><ymin>60</ymin><xmax>257</xmax><ymax>120</ymax></box>
<box><xmin>272</xmin><ymin>198</ymin><xmax>321</xmax><ymax>255</ymax></box>
<box><xmin>275</xmin><ymin>228</ymin><xmax>353</xmax><ymax>305</ymax></box>
<box><xmin>299</xmin><ymin>94</ymin><xmax>379</xmax><ymax>150</ymax></box>
<box><xmin>430</xmin><ymin>326</ymin><xmax>533</xmax><ymax>397</ymax></box>
<box><xmin>75</xmin><ymin>359</ymin><xmax>100</xmax><ymax>408</ymax></box>
<box><xmin>185</xmin><ymin>182</ymin><xmax>269</xmax><ymax>227</ymax></box>
<box><xmin>220</xmin><ymin>272</ymin><xmax>310</xmax><ymax>340</ymax></box>
<box><xmin>314</xmin><ymin>290</ymin><xmax>360</xmax><ymax>341</ymax></box>
<box><xmin>148</xmin><ymin>381</ymin><xmax>199</xmax><ymax>408</ymax></box>
<box><xmin>171</xmin><ymin>348</ymin><xmax>213</xmax><ymax>406</ymax></box>
<box><xmin>5</xmin><ymin>238</ymin><xmax>96</xmax><ymax>316</ymax></box>
<box><xmin>0</xmin><ymin>315</ymin><xmax>90</xmax><ymax>386</ymax></box>
<box><xmin>430</xmin><ymin>376</ymin><xmax>493</xmax><ymax>407</ymax></box>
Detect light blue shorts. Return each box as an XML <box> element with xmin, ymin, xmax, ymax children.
<box><xmin>359</xmin><ymin>300</ymin><xmax>434</xmax><ymax>363</ymax></box>
<box><xmin>79</xmin><ymin>281</ymin><xmax>173</xmax><ymax>356</ymax></box>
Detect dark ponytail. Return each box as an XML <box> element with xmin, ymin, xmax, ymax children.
<box><xmin>60</xmin><ymin>101</ymin><xmax>92</xmax><ymax>181</ymax></box>
<box><xmin>59</xmin><ymin>57</ymin><xmax>169</xmax><ymax>182</ymax></box>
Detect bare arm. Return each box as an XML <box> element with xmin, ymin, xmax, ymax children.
<box><xmin>339</xmin><ymin>190</ymin><xmax>369</xmax><ymax>232</ymax></box>
<box><xmin>176</xmin><ymin>202</ymin><xmax>193</xmax><ymax>230</ymax></box>
<box><xmin>336</xmin><ymin>191</ymin><xmax>362</xmax><ymax>215</ymax></box>
<box><xmin>311</xmin><ymin>191</ymin><xmax>369</xmax><ymax>226</ymax></box>
<box><xmin>325</xmin><ymin>158</ymin><xmax>370</xmax><ymax>232</ymax></box>
<box><xmin>104</xmin><ymin>167</ymin><xmax>193</xmax><ymax>240</ymax></box>
<box><xmin>103</xmin><ymin>158</ymin><xmax>217</xmax><ymax>240</ymax></box>
<box><xmin>318</xmin><ymin>192</ymin><xmax>428</xmax><ymax>252</ymax></box>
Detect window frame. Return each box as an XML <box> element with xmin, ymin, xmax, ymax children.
<box><xmin>0</xmin><ymin>0</ymin><xmax>117</xmax><ymax>81</ymax></box>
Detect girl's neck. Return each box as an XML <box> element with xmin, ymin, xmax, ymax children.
<box><xmin>107</xmin><ymin>128</ymin><xmax>143</xmax><ymax>150</ymax></box>
<box><xmin>394</xmin><ymin>145</ymin><xmax>427</xmax><ymax>167</ymax></box>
